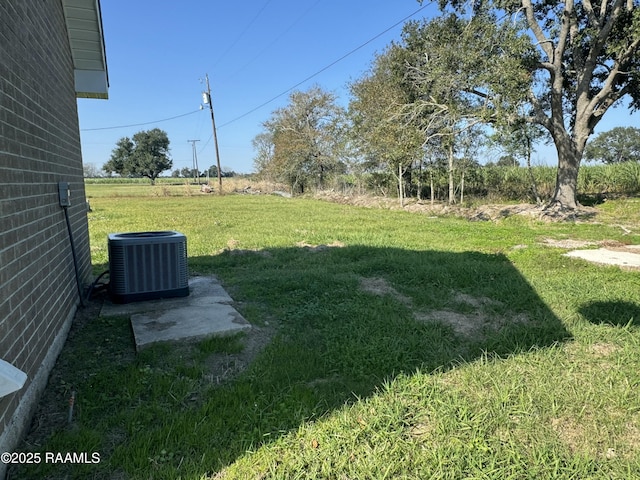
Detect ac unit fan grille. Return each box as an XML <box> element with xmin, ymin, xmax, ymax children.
<box><xmin>108</xmin><ymin>231</ymin><xmax>188</xmax><ymax>303</ymax></box>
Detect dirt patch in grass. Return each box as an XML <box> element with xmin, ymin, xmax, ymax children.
<box><xmin>200</xmin><ymin>323</ymin><xmax>275</xmax><ymax>385</ymax></box>
<box><xmin>565</xmin><ymin>341</ymin><xmax>620</xmax><ymax>361</ymax></box>
<box><xmin>295</xmin><ymin>240</ymin><xmax>346</xmax><ymax>252</ymax></box>
<box><xmin>222</xmin><ymin>238</ymin><xmax>273</xmax><ymax>257</ymax></box>
<box><xmin>358</xmin><ymin>277</ymin><xmax>411</xmax><ymax>306</ymax></box>
<box><xmin>542</xmin><ymin>238</ymin><xmax>599</xmax><ymax>249</ymax></box>
<box><xmin>587</xmin><ymin>342</ymin><xmax>620</xmax><ymax>357</ymax></box>
<box><xmin>408</xmin><ymin>421</ymin><xmax>435</xmax><ymax>441</ymax></box>
<box><xmin>415</xmin><ymin>309</ymin><xmax>530</xmax><ymax>339</ymax></box>
<box><xmin>414</xmin><ymin>310</ymin><xmax>489</xmax><ymax>338</ymax></box>
<box><xmin>432</xmin><ymin>281</ymin><xmax>528</xmax><ymax>337</ymax></box>
<box><xmin>452</xmin><ymin>292</ymin><xmax>501</xmax><ymax>309</ymax></box>
<box><xmin>549</xmin><ymin>415</ymin><xmax>628</xmax><ymax>459</ymax></box>
<box><xmin>597</xmin><ymin>241</ymin><xmax>640</xmax><ymax>255</ymax></box>
<box><xmin>358</xmin><ymin>277</ymin><xmax>530</xmax><ymax>339</ymax></box>
<box><xmin>550</xmin><ymin>416</ymin><xmax>593</xmax><ymax>456</ymax></box>
<box><xmin>542</xmin><ymin>238</ymin><xmax>638</xmax><ymax>251</ymax></box>
<box><xmin>621</xmin><ymin>422</ymin><xmax>640</xmax><ymax>458</ymax></box>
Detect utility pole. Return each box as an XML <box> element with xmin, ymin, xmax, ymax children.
<box><xmin>203</xmin><ymin>73</ymin><xmax>222</xmax><ymax>193</ymax></box>
<box><xmin>187</xmin><ymin>139</ymin><xmax>200</xmax><ymax>185</ymax></box>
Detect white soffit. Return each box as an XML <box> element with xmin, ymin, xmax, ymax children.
<box><xmin>62</xmin><ymin>0</ymin><xmax>109</xmax><ymax>99</ymax></box>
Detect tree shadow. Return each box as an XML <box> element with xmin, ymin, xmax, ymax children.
<box><xmin>172</xmin><ymin>245</ymin><xmax>571</xmax><ymax>473</ymax></box>
<box><xmin>578</xmin><ymin>300</ymin><xmax>640</xmax><ymax>328</ymax></box>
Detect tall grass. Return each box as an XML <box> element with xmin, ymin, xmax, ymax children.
<box><xmin>462</xmin><ymin>163</ymin><xmax>640</xmax><ymax>202</ymax></box>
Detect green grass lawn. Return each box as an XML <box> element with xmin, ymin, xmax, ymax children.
<box><xmin>11</xmin><ymin>185</ymin><xmax>640</xmax><ymax>479</ymax></box>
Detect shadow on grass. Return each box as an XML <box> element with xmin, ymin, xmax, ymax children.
<box><xmin>180</xmin><ymin>245</ymin><xmax>570</xmax><ymax>474</ymax></box>
<box><xmin>13</xmin><ymin>245</ymin><xmax>572</xmax><ymax>479</ymax></box>
<box><xmin>579</xmin><ymin>300</ymin><xmax>640</xmax><ymax>328</ymax></box>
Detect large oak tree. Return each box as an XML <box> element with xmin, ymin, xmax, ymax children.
<box><xmin>413</xmin><ymin>0</ymin><xmax>640</xmax><ymax>209</ymax></box>
<box><xmin>103</xmin><ymin>128</ymin><xmax>172</xmax><ymax>185</ymax></box>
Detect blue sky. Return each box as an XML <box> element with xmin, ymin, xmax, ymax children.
<box><xmin>78</xmin><ymin>0</ymin><xmax>639</xmax><ymax>175</ymax></box>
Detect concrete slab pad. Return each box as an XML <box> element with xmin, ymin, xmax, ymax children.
<box><xmin>131</xmin><ymin>305</ymin><xmax>251</xmax><ymax>350</ymax></box>
<box><xmin>100</xmin><ymin>276</ymin><xmax>233</xmax><ymax>317</ymax></box>
<box><xmin>99</xmin><ymin>275</ymin><xmax>251</xmax><ymax>350</ymax></box>
<box><xmin>564</xmin><ymin>248</ymin><xmax>640</xmax><ymax>269</ymax></box>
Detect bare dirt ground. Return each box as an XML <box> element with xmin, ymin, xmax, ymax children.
<box><xmin>313</xmin><ymin>191</ymin><xmax>602</xmax><ymax>222</ymax></box>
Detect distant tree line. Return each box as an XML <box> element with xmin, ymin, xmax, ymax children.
<box><xmin>170</xmin><ymin>166</ymin><xmax>236</xmax><ymax>180</ymax></box>
<box><xmin>99</xmin><ymin>128</ymin><xmax>235</xmax><ymax>183</ymax></box>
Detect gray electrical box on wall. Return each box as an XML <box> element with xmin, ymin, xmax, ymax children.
<box><xmin>58</xmin><ymin>181</ymin><xmax>71</xmax><ymax>207</ymax></box>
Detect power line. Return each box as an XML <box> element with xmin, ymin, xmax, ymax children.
<box><xmin>80</xmin><ymin>109</ymin><xmax>202</xmax><ymax>132</ymax></box>
<box><xmin>216</xmin><ymin>2</ymin><xmax>433</xmax><ymax>130</ymax></box>
<box><xmin>82</xmin><ymin>2</ymin><xmax>433</xmax><ymax>140</ymax></box>
<box><xmin>225</xmin><ymin>0</ymin><xmax>322</xmax><ymax>82</ymax></box>
<box><xmin>212</xmin><ymin>0</ymin><xmax>274</xmax><ymax>70</ymax></box>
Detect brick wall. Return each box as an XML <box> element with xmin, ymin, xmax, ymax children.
<box><xmin>0</xmin><ymin>0</ymin><xmax>93</xmax><ymax>466</ymax></box>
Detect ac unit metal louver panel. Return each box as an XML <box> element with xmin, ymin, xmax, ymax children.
<box><xmin>108</xmin><ymin>231</ymin><xmax>189</xmax><ymax>304</ymax></box>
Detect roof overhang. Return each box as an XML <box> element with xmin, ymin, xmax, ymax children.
<box><xmin>62</xmin><ymin>0</ymin><xmax>109</xmax><ymax>99</ymax></box>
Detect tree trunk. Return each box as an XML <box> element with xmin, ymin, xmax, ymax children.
<box><xmin>398</xmin><ymin>163</ymin><xmax>404</xmax><ymax>207</ymax></box>
<box><xmin>448</xmin><ymin>143</ymin><xmax>455</xmax><ymax>204</ymax></box>
<box><xmin>549</xmin><ymin>135</ymin><xmax>581</xmax><ymax>210</ymax></box>
<box><xmin>318</xmin><ymin>163</ymin><xmax>324</xmax><ymax>191</ymax></box>
<box><xmin>460</xmin><ymin>170</ymin><xmax>465</xmax><ymax>204</ymax></box>
<box><xmin>416</xmin><ymin>160</ymin><xmax>423</xmax><ymax>201</ymax></box>
<box><xmin>430</xmin><ymin>170</ymin><xmax>434</xmax><ymax>206</ymax></box>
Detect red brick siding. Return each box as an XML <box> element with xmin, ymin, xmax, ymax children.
<box><xmin>0</xmin><ymin>0</ymin><xmax>92</xmax><ymax>447</ymax></box>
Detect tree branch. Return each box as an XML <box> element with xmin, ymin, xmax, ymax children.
<box><xmin>521</xmin><ymin>0</ymin><xmax>554</xmax><ymax>60</ymax></box>
<box><xmin>581</xmin><ymin>0</ymin><xmax>626</xmax><ymax>80</ymax></box>
<box><xmin>555</xmin><ymin>0</ymin><xmax>574</xmax><ymax>70</ymax></box>
<box><xmin>527</xmin><ymin>89</ymin><xmax>554</xmax><ymax>132</ymax></box>
<box><xmin>581</xmin><ymin>0</ymin><xmax>602</xmax><ymax>28</ymax></box>
<box><xmin>584</xmin><ymin>17</ymin><xmax>640</xmax><ymax>123</ymax></box>
<box><xmin>568</xmin><ymin>1</ymin><xmax>585</xmax><ymax>72</ymax></box>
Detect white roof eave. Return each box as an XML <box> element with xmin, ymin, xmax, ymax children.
<box><xmin>62</xmin><ymin>0</ymin><xmax>109</xmax><ymax>99</ymax></box>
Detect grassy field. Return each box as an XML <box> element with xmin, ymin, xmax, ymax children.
<box><xmin>10</xmin><ymin>184</ymin><xmax>640</xmax><ymax>479</ymax></box>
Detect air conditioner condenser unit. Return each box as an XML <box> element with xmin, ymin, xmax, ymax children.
<box><xmin>108</xmin><ymin>231</ymin><xmax>189</xmax><ymax>304</ymax></box>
